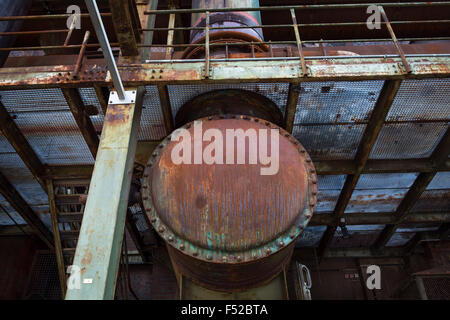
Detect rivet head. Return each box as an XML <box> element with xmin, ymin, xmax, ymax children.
<box><xmin>179</xmin><ymin>244</ymin><xmax>185</xmax><ymax>250</ymax></box>
<box><xmin>266</xmin><ymin>248</ymin><xmax>272</xmax><ymax>255</ymax></box>
<box><xmin>236</xmin><ymin>256</ymin><xmax>242</xmax><ymax>262</ymax></box>
<box><xmin>206</xmin><ymin>254</ymin><xmax>212</xmax><ymax>260</ymax></box>
<box><xmin>192</xmin><ymin>251</ymin><xmax>198</xmax><ymax>256</ymax></box>
<box><xmin>168</xmin><ymin>235</ymin><xmax>174</xmax><ymax>242</ymax></box>
<box><xmin>150</xmin><ymin>217</ymin><xmax>156</xmax><ymax>223</ymax></box>
<box><xmin>278</xmin><ymin>241</ymin><xmax>284</xmax><ymax>247</ymax></box>
<box><xmin>222</xmin><ymin>256</ymin><xmax>227</xmax><ymax>262</ymax></box>
<box><xmin>158</xmin><ymin>227</ymin><xmax>165</xmax><ymax>233</ymax></box>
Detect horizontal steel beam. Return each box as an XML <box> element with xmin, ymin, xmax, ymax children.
<box><xmin>44</xmin><ymin>157</ymin><xmax>450</xmax><ymax>180</ymax></box>
<box><xmin>0</xmin><ymin>57</ymin><xmax>449</xmax><ymax>89</ymax></box>
<box><xmin>310</xmin><ymin>212</ymin><xmax>450</xmax><ymax>226</ymax></box>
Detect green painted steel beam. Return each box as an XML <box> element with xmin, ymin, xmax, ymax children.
<box><xmin>65</xmin><ymin>87</ymin><xmax>143</xmax><ymax>300</ymax></box>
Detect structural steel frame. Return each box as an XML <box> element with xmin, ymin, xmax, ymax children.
<box><xmin>0</xmin><ymin>2</ymin><xmax>449</xmax><ymax>299</ymax></box>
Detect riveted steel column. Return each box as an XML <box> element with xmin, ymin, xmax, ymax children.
<box><xmin>65</xmin><ymin>87</ymin><xmax>143</xmax><ymax>300</ymax></box>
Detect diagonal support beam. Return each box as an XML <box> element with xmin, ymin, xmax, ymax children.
<box><xmin>62</xmin><ymin>88</ymin><xmax>99</xmax><ymax>158</ymax></box>
<box><xmin>317</xmin><ymin>80</ymin><xmax>402</xmax><ymax>261</ymax></box>
<box><xmin>66</xmin><ymin>87</ymin><xmax>143</xmax><ymax>300</ymax></box>
<box><xmin>373</xmin><ymin>126</ymin><xmax>450</xmax><ymax>250</ymax></box>
<box><xmin>285</xmin><ymin>82</ymin><xmax>300</xmax><ymax>133</ymax></box>
<box><xmin>0</xmin><ymin>171</ymin><xmax>53</xmax><ymax>249</ymax></box>
<box><xmin>0</xmin><ymin>101</ymin><xmax>47</xmax><ymax>191</ymax></box>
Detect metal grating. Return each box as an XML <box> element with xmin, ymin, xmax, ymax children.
<box><xmin>411</xmin><ymin>189</ymin><xmax>450</xmax><ymax>213</ymax></box>
<box><xmin>0</xmin><ymin>194</ymin><xmax>26</xmax><ymax>225</ymax></box>
<box><xmin>12</xmin><ymin>111</ymin><xmax>94</xmax><ymax>164</ymax></box>
<box><xmin>78</xmin><ymin>87</ymin><xmax>104</xmax><ymax>134</ymax></box>
<box><xmin>1</xmin><ymin>88</ymin><xmax>94</xmax><ymax>164</ymax></box>
<box><xmin>167</xmin><ymin>83</ymin><xmax>289</xmax><ymax>119</ymax></box>
<box><xmin>24</xmin><ymin>252</ymin><xmax>61</xmax><ymax>300</ymax></box>
<box><xmin>294</xmin><ymin>81</ymin><xmax>383</xmax><ymax>124</ymax></box>
<box><xmin>0</xmin><ymin>88</ymin><xmax>69</xmax><ymax>113</ymax></box>
<box><xmin>139</xmin><ymin>85</ymin><xmax>167</xmax><ymax>140</ymax></box>
<box><xmin>386</xmin><ymin>79</ymin><xmax>450</xmax><ymax>122</ymax></box>
<box><xmin>369</xmin><ymin>122</ymin><xmax>449</xmax><ymax>159</ymax></box>
<box><xmin>316</xmin><ymin>175</ymin><xmax>346</xmax><ymax>214</ymax></box>
<box><xmin>345</xmin><ymin>173</ymin><xmax>419</xmax><ymax>213</ymax></box>
<box><xmin>423</xmin><ymin>278</ymin><xmax>450</xmax><ymax>300</ymax></box>
<box><xmin>293</xmin><ymin>124</ymin><xmax>366</xmax><ymax>160</ymax></box>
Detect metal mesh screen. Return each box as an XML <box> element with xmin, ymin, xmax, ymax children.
<box><xmin>423</xmin><ymin>277</ymin><xmax>450</xmax><ymax>300</ymax></box>
<box><xmin>294</xmin><ymin>80</ymin><xmax>383</xmax><ymax>124</ymax></box>
<box><xmin>412</xmin><ymin>172</ymin><xmax>450</xmax><ymax>213</ymax></box>
<box><xmin>370</xmin><ymin>122</ymin><xmax>449</xmax><ymax>159</ymax></box>
<box><xmin>316</xmin><ymin>175</ymin><xmax>346</xmax><ymax>214</ymax></box>
<box><xmin>167</xmin><ymin>83</ymin><xmax>289</xmax><ymax>119</ymax></box>
<box><xmin>293</xmin><ymin>124</ymin><xmax>366</xmax><ymax>160</ymax></box>
<box><xmin>78</xmin><ymin>87</ymin><xmax>104</xmax><ymax>134</ymax></box>
<box><xmin>345</xmin><ymin>173</ymin><xmax>419</xmax><ymax>213</ymax></box>
<box><xmin>0</xmin><ymin>194</ymin><xmax>26</xmax><ymax>225</ymax></box>
<box><xmin>386</xmin><ymin>79</ymin><xmax>450</xmax><ymax>122</ymax></box>
<box><xmin>1</xmin><ymin>88</ymin><xmax>95</xmax><ymax>164</ymax></box>
<box><xmin>24</xmin><ymin>252</ymin><xmax>61</xmax><ymax>300</ymax></box>
<box><xmin>139</xmin><ymin>85</ymin><xmax>167</xmax><ymax>140</ymax></box>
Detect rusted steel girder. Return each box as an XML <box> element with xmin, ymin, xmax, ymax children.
<box><xmin>66</xmin><ymin>87</ymin><xmax>144</xmax><ymax>300</ymax></box>
<box><xmin>0</xmin><ymin>57</ymin><xmax>449</xmax><ymax>89</ymax></box>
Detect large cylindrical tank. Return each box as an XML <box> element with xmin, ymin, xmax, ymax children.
<box><xmin>141</xmin><ymin>91</ymin><xmax>317</xmax><ymax>292</ymax></box>
<box><xmin>0</xmin><ymin>0</ymin><xmax>33</xmax><ymax>67</ymax></box>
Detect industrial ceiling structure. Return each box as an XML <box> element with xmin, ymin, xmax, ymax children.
<box><xmin>0</xmin><ymin>0</ymin><xmax>449</xmax><ymax>300</ymax></box>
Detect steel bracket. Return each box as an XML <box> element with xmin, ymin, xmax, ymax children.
<box><xmin>108</xmin><ymin>90</ymin><xmax>137</xmax><ymax>105</ymax></box>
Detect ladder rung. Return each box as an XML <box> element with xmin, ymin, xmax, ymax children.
<box><xmin>55</xmin><ymin>194</ymin><xmax>86</xmax><ymax>205</ymax></box>
<box><xmin>58</xmin><ymin>212</ymin><xmax>84</xmax><ymax>222</ymax></box>
<box><xmin>60</xmin><ymin>230</ymin><xmax>80</xmax><ymax>240</ymax></box>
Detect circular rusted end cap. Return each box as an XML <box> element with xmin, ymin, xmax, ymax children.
<box><xmin>141</xmin><ymin>115</ymin><xmax>317</xmax><ymax>264</ymax></box>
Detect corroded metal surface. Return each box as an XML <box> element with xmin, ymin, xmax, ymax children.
<box><xmin>141</xmin><ymin>114</ymin><xmax>317</xmax><ymax>290</ymax></box>
<box><xmin>175</xmin><ymin>89</ymin><xmax>283</xmax><ymax>127</ymax></box>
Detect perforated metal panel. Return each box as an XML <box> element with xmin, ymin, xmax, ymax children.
<box><xmin>0</xmin><ymin>195</ymin><xmax>26</xmax><ymax>225</ymax></box>
<box><xmin>24</xmin><ymin>252</ymin><xmax>61</xmax><ymax>300</ymax></box>
<box><xmin>1</xmin><ymin>88</ymin><xmax>94</xmax><ymax>164</ymax></box>
<box><xmin>139</xmin><ymin>85</ymin><xmax>167</xmax><ymax>140</ymax></box>
<box><xmin>386</xmin><ymin>79</ymin><xmax>450</xmax><ymax>122</ymax></box>
<box><xmin>316</xmin><ymin>175</ymin><xmax>346</xmax><ymax>214</ymax></box>
<box><xmin>167</xmin><ymin>83</ymin><xmax>289</xmax><ymax>119</ymax></box>
<box><xmin>345</xmin><ymin>173</ymin><xmax>419</xmax><ymax>213</ymax></box>
<box><xmin>294</xmin><ymin>80</ymin><xmax>383</xmax><ymax>124</ymax></box>
<box><xmin>79</xmin><ymin>87</ymin><xmax>104</xmax><ymax>133</ymax></box>
<box><xmin>0</xmin><ymin>88</ymin><xmax>69</xmax><ymax>113</ymax></box>
<box><xmin>293</xmin><ymin>124</ymin><xmax>366</xmax><ymax>160</ymax></box>
<box><xmin>369</xmin><ymin>122</ymin><xmax>448</xmax><ymax>159</ymax></box>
